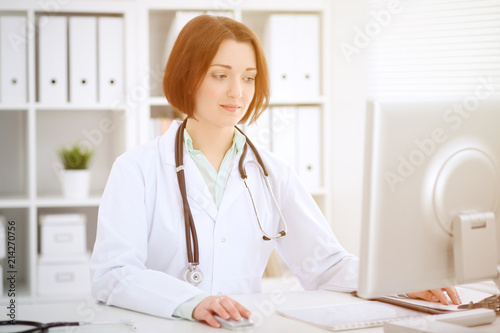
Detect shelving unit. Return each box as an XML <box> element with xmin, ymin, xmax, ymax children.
<box><xmin>0</xmin><ymin>0</ymin><xmax>332</xmax><ymax>302</ymax></box>
<box><xmin>138</xmin><ymin>0</ymin><xmax>331</xmax><ymax>215</ymax></box>
<box><xmin>0</xmin><ymin>0</ymin><xmax>137</xmax><ymax>303</ymax></box>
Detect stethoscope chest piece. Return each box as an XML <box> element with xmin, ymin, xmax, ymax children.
<box><xmin>183</xmin><ymin>264</ymin><xmax>204</xmax><ymax>286</ymax></box>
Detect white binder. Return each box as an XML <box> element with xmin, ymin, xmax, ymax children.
<box><xmin>98</xmin><ymin>16</ymin><xmax>124</xmax><ymax>106</ymax></box>
<box><xmin>163</xmin><ymin>11</ymin><xmax>203</xmax><ymax>66</ymax></box>
<box><xmin>244</xmin><ymin>109</ymin><xmax>272</xmax><ymax>151</ymax></box>
<box><xmin>0</xmin><ymin>16</ymin><xmax>27</xmax><ymax>103</ymax></box>
<box><xmin>265</xmin><ymin>15</ymin><xmax>296</xmax><ymax>100</ymax></box>
<box><xmin>297</xmin><ymin>106</ymin><xmax>321</xmax><ymax>190</ymax></box>
<box><xmin>271</xmin><ymin>106</ymin><xmax>297</xmax><ymax>171</ymax></box>
<box><xmin>38</xmin><ymin>15</ymin><xmax>67</xmax><ymax>103</ymax></box>
<box><xmin>69</xmin><ymin>16</ymin><xmax>97</xmax><ymax>104</ymax></box>
<box><xmin>296</xmin><ymin>15</ymin><xmax>320</xmax><ymax>98</ymax></box>
<box><xmin>265</xmin><ymin>14</ymin><xmax>320</xmax><ymax>100</ymax></box>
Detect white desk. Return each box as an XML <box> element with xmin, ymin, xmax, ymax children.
<box><xmin>1</xmin><ymin>290</ymin><xmax>499</xmax><ymax>332</ymax></box>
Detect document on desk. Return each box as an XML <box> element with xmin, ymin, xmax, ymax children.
<box><xmin>277</xmin><ymin>287</ymin><xmax>495</xmax><ymax>331</ymax></box>
<box><xmin>277</xmin><ymin>301</ymin><xmax>428</xmax><ymax>331</ymax></box>
<box><xmin>376</xmin><ymin>286</ymin><xmax>494</xmax><ymax>314</ymax></box>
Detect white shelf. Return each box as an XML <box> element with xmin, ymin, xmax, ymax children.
<box><xmin>143</xmin><ymin>0</ymin><xmax>237</xmax><ymax>11</ymax></box>
<box><xmin>0</xmin><ymin>104</ymin><xmax>29</xmax><ymax>110</ymax></box>
<box><xmin>0</xmin><ymin>197</ymin><xmax>30</xmax><ymax>208</ymax></box>
<box><xmin>239</xmin><ymin>0</ymin><xmax>325</xmax><ymax>11</ymax></box>
<box><xmin>36</xmin><ymin>195</ymin><xmax>101</xmax><ymax>208</ymax></box>
<box><xmin>0</xmin><ymin>0</ymin><xmax>332</xmax><ymax>301</ymax></box>
<box><xmin>142</xmin><ymin>4</ymin><xmax>330</xmax><ymax>214</ymax></box>
<box><xmin>34</xmin><ymin>104</ymin><xmax>127</xmax><ymax>111</ymax></box>
<box><xmin>0</xmin><ymin>196</ymin><xmax>102</xmax><ymax>208</ymax></box>
<box><xmin>149</xmin><ymin>97</ymin><xmax>169</xmax><ymax>105</ymax></box>
<box><xmin>0</xmin><ymin>1</ymin><xmax>135</xmax><ymax>302</ymax></box>
<box><xmin>143</xmin><ymin>0</ymin><xmax>325</xmax><ymax>11</ymax></box>
<box><xmin>269</xmin><ymin>96</ymin><xmax>326</xmax><ymax>106</ymax></box>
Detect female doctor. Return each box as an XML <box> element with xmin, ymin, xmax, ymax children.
<box><xmin>90</xmin><ymin>15</ymin><xmax>459</xmax><ymax>329</ymax></box>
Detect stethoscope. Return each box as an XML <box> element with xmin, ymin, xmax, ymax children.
<box><xmin>175</xmin><ymin>118</ymin><xmax>288</xmax><ymax>286</ymax></box>
<box><xmin>0</xmin><ymin>319</ymin><xmax>136</xmax><ymax>332</ymax></box>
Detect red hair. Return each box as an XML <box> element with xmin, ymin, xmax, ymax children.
<box><xmin>163</xmin><ymin>15</ymin><xmax>270</xmax><ymax>124</ymax></box>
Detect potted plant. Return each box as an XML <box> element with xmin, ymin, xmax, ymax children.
<box><xmin>58</xmin><ymin>143</ymin><xmax>93</xmax><ymax>199</ymax></box>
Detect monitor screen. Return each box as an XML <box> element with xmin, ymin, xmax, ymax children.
<box><xmin>358</xmin><ymin>98</ymin><xmax>500</xmax><ymax>299</ymax></box>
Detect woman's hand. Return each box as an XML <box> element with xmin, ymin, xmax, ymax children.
<box><xmin>407</xmin><ymin>286</ymin><xmax>461</xmax><ymax>305</ymax></box>
<box><xmin>192</xmin><ymin>295</ymin><xmax>252</xmax><ymax>328</ymax></box>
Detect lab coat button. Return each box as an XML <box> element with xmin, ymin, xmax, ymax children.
<box><xmin>196</xmin><ymin>154</ymin><xmax>202</xmax><ymax>159</ymax></box>
<box><xmin>221</xmin><ymin>237</ymin><xmax>226</xmax><ymax>243</ymax></box>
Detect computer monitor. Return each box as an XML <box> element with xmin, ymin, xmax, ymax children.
<box><xmin>358</xmin><ymin>98</ymin><xmax>500</xmax><ymax>299</ymax></box>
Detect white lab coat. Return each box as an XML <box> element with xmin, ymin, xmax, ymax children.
<box><xmin>90</xmin><ymin>120</ymin><xmax>359</xmax><ymax>319</ymax></box>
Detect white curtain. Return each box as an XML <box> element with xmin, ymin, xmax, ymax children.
<box><xmin>365</xmin><ymin>0</ymin><xmax>500</xmax><ymax>98</ymax></box>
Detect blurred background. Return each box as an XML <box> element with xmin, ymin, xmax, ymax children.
<box><xmin>1</xmin><ymin>0</ymin><xmax>499</xmax><ymax>302</ymax></box>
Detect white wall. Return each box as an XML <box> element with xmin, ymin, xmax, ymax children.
<box><xmin>328</xmin><ymin>0</ymin><xmax>368</xmax><ymax>256</ymax></box>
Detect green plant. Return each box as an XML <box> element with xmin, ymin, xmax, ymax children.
<box><xmin>59</xmin><ymin>143</ymin><xmax>93</xmax><ymax>170</ymax></box>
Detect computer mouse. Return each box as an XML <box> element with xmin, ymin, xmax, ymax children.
<box><xmin>213</xmin><ymin>315</ymin><xmax>255</xmax><ymax>330</ymax></box>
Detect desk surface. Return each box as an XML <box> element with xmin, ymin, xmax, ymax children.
<box><xmin>1</xmin><ymin>290</ymin><xmax>499</xmax><ymax>332</ymax></box>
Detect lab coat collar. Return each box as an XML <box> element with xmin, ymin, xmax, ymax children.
<box><xmin>161</xmin><ymin>120</ymin><xmax>251</xmax><ymax>222</ymax></box>
<box><xmin>161</xmin><ymin>120</ymin><xmax>181</xmax><ymax>167</ymax></box>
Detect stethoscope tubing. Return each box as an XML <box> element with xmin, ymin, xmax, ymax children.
<box><xmin>236</xmin><ymin>126</ymin><xmax>269</xmax><ymax>178</ymax></box>
<box><xmin>175</xmin><ymin>119</ymin><xmax>200</xmax><ymax>265</ymax></box>
<box><xmin>0</xmin><ymin>320</ymin><xmax>136</xmax><ymax>332</ymax></box>
<box><xmin>242</xmin><ymin>160</ymin><xmax>288</xmax><ymax>241</ymax></box>
<box><xmin>0</xmin><ymin>320</ymin><xmax>79</xmax><ymax>333</ymax></box>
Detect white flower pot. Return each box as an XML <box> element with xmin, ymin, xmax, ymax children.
<box><xmin>61</xmin><ymin>170</ymin><xmax>90</xmax><ymax>199</ymax></box>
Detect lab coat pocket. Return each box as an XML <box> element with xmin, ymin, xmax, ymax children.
<box><xmin>145</xmin><ymin>173</ymin><xmax>183</xmax><ymax>269</ymax></box>
<box><xmin>221</xmin><ymin>188</ymin><xmax>277</xmax><ymax>280</ymax></box>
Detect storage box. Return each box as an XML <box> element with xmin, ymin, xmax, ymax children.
<box><xmin>39</xmin><ymin>214</ymin><xmax>87</xmax><ymax>256</ymax></box>
<box><xmin>37</xmin><ymin>254</ymin><xmax>90</xmax><ymax>296</ymax></box>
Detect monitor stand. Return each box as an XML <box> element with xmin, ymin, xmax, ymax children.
<box><xmin>385</xmin><ymin>210</ymin><xmax>500</xmax><ymax>333</ymax></box>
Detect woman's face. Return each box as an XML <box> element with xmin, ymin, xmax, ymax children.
<box><xmin>192</xmin><ymin>39</ymin><xmax>257</xmax><ymax>129</ymax></box>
